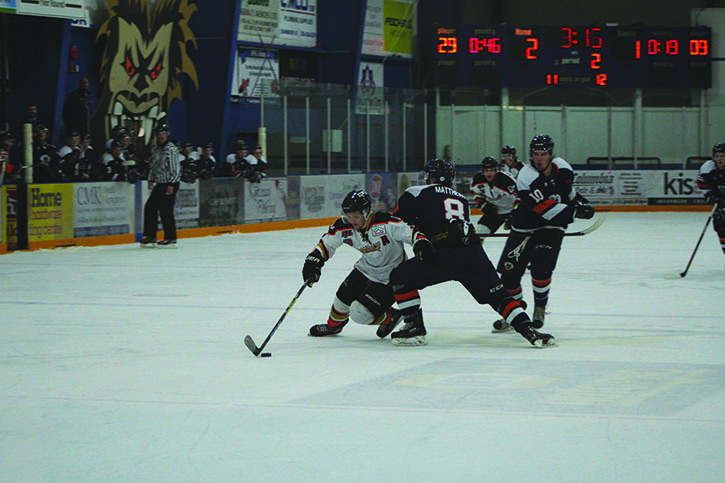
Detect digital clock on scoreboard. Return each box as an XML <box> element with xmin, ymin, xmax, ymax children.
<box><xmin>433</xmin><ymin>25</ymin><xmax>711</xmax><ymax>88</ymax></box>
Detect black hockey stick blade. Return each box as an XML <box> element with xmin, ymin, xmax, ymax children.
<box><xmin>243</xmin><ymin>281</ymin><xmax>310</xmax><ymax>357</ymax></box>
<box><xmin>479</xmin><ymin>214</ymin><xmax>606</xmax><ymax>238</ymax></box>
<box><xmin>244</xmin><ymin>335</ymin><xmax>261</xmax><ymax>356</ymax></box>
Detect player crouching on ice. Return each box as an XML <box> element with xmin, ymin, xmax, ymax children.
<box><xmin>302</xmin><ymin>190</ymin><xmax>427</xmax><ymax>339</ymax></box>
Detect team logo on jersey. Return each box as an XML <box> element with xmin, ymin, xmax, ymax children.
<box><xmin>342</xmin><ymin>229</ymin><xmax>353</xmax><ymax>238</ymax></box>
<box><xmin>370</xmin><ymin>225</ymin><xmax>385</xmax><ymax>237</ymax></box>
<box><xmin>358</xmin><ymin>241</ymin><xmax>382</xmax><ymax>254</ymax></box>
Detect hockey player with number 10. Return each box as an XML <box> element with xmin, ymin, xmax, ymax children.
<box><xmin>494</xmin><ymin>134</ymin><xmax>595</xmax><ymax>333</ymax></box>
<box><xmin>302</xmin><ymin>190</ymin><xmax>426</xmax><ymax>339</ymax></box>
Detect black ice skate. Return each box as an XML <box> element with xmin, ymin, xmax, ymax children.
<box><xmin>157</xmin><ymin>239</ymin><xmax>177</xmax><ymax>248</ymax></box>
<box><xmin>139</xmin><ymin>236</ymin><xmax>157</xmax><ymax>247</ymax></box>
<box><xmin>532</xmin><ymin>306</ymin><xmax>546</xmax><ymax>329</ymax></box>
<box><xmin>376</xmin><ymin>309</ymin><xmax>403</xmax><ymax>339</ymax></box>
<box><xmin>491</xmin><ymin>318</ymin><xmax>514</xmax><ymax>333</ymax></box>
<box><xmin>514</xmin><ymin>321</ymin><xmax>557</xmax><ymax>348</ymax></box>
<box><xmin>309</xmin><ymin>321</ymin><xmax>347</xmax><ymax>337</ymax></box>
<box><xmin>391</xmin><ymin>312</ymin><xmax>427</xmax><ymax>346</ymax></box>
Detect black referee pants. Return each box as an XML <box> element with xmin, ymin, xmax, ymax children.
<box><xmin>143</xmin><ymin>182</ymin><xmax>179</xmax><ymax>241</ymax></box>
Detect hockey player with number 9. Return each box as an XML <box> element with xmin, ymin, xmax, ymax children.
<box><xmin>696</xmin><ymin>142</ymin><xmax>725</xmax><ymax>259</ymax></box>
<box><xmin>302</xmin><ymin>190</ymin><xmax>426</xmax><ymax>339</ymax></box>
<box><xmin>494</xmin><ymin>134</ymin><xmax>594</xmax><ymax>333</ymax></box>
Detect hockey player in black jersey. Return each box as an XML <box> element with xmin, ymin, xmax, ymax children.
<box><xmin>696</xmin><ymin>142</ymin><xmax>725</xmax><ymax>258</ymax></box>
<box><xmin>302</xmin><ymin>190</ymin><xmax>424</xmax><ymax>339</ymax></box>
<box><xmin>494</xmin><ymin>134</ymin><xmax>594</xmax><ymax>332</ymax></box>
<box><xmin>388</xmin><ymin>158</ymin><xmax>556</xmax><ymax>347</ymax></box>
<box><xmin>471</xmin><ymin>156</ymin><xmax>517</xmax><ymax>235</ymax></box>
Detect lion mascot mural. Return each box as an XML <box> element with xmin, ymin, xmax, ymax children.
<box><xmin>92</xmin><ymin>0</ymin><xmax>199</xmax><ymax>155</ymax></box>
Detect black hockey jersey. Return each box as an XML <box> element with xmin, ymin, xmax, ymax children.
<box><xmin>696</xmin><ymin>160</ymin><xmax>725</xmax><ymax>198</ymax></box>
<box><xmin>509</xmin><ymin>158</ymin><xmax>579</xmax><ymax>232</ymax></box>
<box><xmin>394</xmin><ymin>184</ymin><xmax>470</xmax><ymax>238</ymax></box>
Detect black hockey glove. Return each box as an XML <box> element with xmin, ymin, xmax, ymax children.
<box><xmin>705</xmin><ymin>190</ymin><xmax>724</xmax><ymax>206</ymax></box>
<box><xmin>413</xmin><ymin>238</ymin><xmax>435</xmax><ymax>261</ymax></box>
<box><xmin>303</xmin><ymin>252</ymin><xmax>324</xmax><ymax>286</ymax></box>
<box><xmin>574</xmin><ymin>202</ymin><xmax>595</xmax><ymax>219</ymax></box>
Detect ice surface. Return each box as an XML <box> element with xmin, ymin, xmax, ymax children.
<box><xmin>1</xmin><ymin>212</ymin><xmax>724</xmax><ymax>482</ymax></box>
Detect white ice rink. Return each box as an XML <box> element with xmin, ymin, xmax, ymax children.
<box><xmin>1</xmin><ymin>212</ymin><xmax>724</xmax><ymax>482</ymax></box>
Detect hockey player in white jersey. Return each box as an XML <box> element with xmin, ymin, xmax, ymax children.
<box><xmin>470</xmin><ymin>156</ymin><xmax>517</xmax><ymax>235</ymax></box>
<box><xmin>303</xmin><ymin>190</ymin><xmax>427</xmax><ymax>338</ymax></box>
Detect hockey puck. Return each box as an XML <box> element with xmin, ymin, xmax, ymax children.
<box><xmin>260</xmin><ymin>352</ymin><xmax>272</xmax><ymax>357</ymax></box>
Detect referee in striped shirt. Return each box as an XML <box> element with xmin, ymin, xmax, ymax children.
<box><xmin>140</xmin><ymin>123</ymin><xmax>181</xmax><ymax>247</ymax></box>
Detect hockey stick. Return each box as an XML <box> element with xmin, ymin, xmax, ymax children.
<box><xmin>665</xmin><ymin>205</ymin><xmax>717</xmax><ymax>279</ymax></box>
<box><xmin>244</xmin><ymin>280</ymin><xmax>309</xmax><ymax>357</ymax></box>
<box><xmin>478</xmin><ymin>215</ymin><xmax>606</xmax><ymax>238</ymax></box>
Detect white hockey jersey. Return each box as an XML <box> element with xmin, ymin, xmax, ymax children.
<box><xmin>312</xmin><ymin>212</ymin><xmax>421</xmax><ymax>284</ymax></box>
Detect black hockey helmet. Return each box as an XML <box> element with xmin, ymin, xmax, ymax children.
<box><xmin>233</xmin><ymin>140</ymin><xmax>247</xmax><ymax>152</ymax></box>
<box><xmin>480</xmin><ymin>156</ymin><xmax>498</xmax><ymax>170</ymax></box>
<box><xmin>501</xmin><ymin>145</ymin><xmax>516</xmax><ymax>156</ymax></box>
<box><xmin>529</xmin><ymin>134</ymin><xmax>554</xmax><ymax>158</ymax></box>
<box><xmin>341</xmin><ymin>190</ymin><xmax>372</xmax><ymax>218</ymax></box>
<box><xmin>154</xmin><ymin>123</ymin><xmax>170</xmax><ymax>135</ymax></box>
<box><xmin>423</xmin><ymin>158</ymin><xmax>455</xmax><ymax>187</ymax></box>
<box><xmin>202</xmin><ymin>142</ymin><xmax>214</xmax><ymax>151</ymax></box>
<box><xmin>713</xmin><ymin>142</ymin><xmax>725</xmax><ymax>157</ymax></box>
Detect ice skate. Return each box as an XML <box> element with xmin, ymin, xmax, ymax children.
<box><xmin>514</xmin><ymin>321</ymin><xmax>557</xmax><ymax>348</ymax></box>
<box><xmin>376</xmin><ymin>309</ymin><xmax>403</xmax><ymax>339</ymax></box>
<box><xmin>157</xmin><ymin>239</ymin><xmax>177</xmax><ymax>248</ymax></box>
<box><xmin>309</xmin><ymin>321</ymin><xmax>346</xmax><ymax>337</ymax></box>
<box><xmin>139</xmin><ymin>236</ymin><xmax>157</xmax><ymax>247</ymax></box>
<box><xmin>491</xmin><ymin>318</ymin><xmax>514</xmax><ymax>333</ymax></box>
<box><xmin>391</xmin><ymin>312</ymin><xmax>427</xmax><ymax>346</ymax></box>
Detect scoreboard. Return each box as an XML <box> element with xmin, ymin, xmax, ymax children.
<box><xmin>433</xmin><ymin>25</ymin><xmax>711</xmax><ymax>88</ymax></box>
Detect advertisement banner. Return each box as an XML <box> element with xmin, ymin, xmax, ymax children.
<box><xmin>175</xmin><ymin>181</ymin><xmax>200</xmax><ymax>229</ymax></box>
<box><xmin>0</xmin><ymin>0</ymin><xmax>16</xmax><ymax>14</ymax></box>
<box><xmin>73</xmin><ymin>182</ymin><xmax>134</xmax><ymax>237</ymax></box>
<box><xmin>1</xmin><ymin>186</ymin><xmax>6</xmax><ymax>245</ymax></box>
<box><xmin>17</xmin><ymin>0</ymin><xmax>84</xmax><ymax>19</ymax></box>
<box><xmin>28</xmin><ymin>184</ymin><xmax>74</xmax><ymax>242</ymax></box>
<box><xmin>279</xmin><ymin>0</ymin><xmax>317</xmax><ymax>47</ymax></box>
<box><xmin>198</xmin><ymin>179</ymin><xmax>245</xmax><ymax>228</ymax></box>
<box><xmin>238</xmin><ymin>0</ymin><xmax>317</xmax><ymax>48</ymax></box>
<box><xmin>244</xmin><ymin>178</ymin><xmax>289</xmax><ymax>222</ymax></box>
<box><xmin>366</xmin><ymin>173</ymin><xmax>398</xmax><ymax>212</ymax></box>
<box><xmin>574</xmin><ymin>170</ymin><xmax>705</xmax><ymax>205</ymax></box>
<box><xmin>383</xmin><ymin>0</ymin><xmax>415</xmax><ymax>57</ymax></box>
<box><xmin>299</xmin><ymin>174</ymin><xmax>365</xmax><ymax>219</ymax></box>
<box><xmin>355</xmin><ymin>61</ymin><xmax>384</xmax><ymax>115</ymax></box>
<box><xmin>232</xmin><ymin>48</ymin><xmax>279</xmax><ymax>103</ymax></box>
<box><xmin>362</xmin><ymin>0</ymin><xmax>384</xmax><ymax>56</ymax></box>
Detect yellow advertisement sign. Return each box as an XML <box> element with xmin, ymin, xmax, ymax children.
<box><xmin>383</xmin><ymin>0</ymin><xmax>414</xmax><ymax>56</ymax></box>
<box><xmin>28</xmin><ymin>184</ymin><xmax>74</xmax><ymax>241</ymax></box>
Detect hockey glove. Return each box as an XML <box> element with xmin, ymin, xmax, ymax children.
<box><xmin>303</xmin><ymin>252</ymin><xmax>324</xmax><ymax>286</ymax></box>
<box><xmin>705</xmin><ymin>190</ymin><xmax>724</xmax><ymax>206</ymax></box>
<box><xmin>574</xmin><ymin>202</ymin><xmax>595</xmax><ymax>219</ymax></box>
<box><xmin>413</xmin><ymin>238</ymin><xmax>435</xmax><ymax>261</ymax></box>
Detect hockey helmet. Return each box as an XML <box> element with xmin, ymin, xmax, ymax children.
<box><xmin>154</xmin><ymin>123</ymin><xmax>170</xmax><ymax>135</ymax></box>
<box><xmin>501</xmin><ymin>145</ymin><xmax>517</xmax><ymax>156</ymax></box>
<box><xmin>423</xmin><ymin>158</ymin><xmax>455</xmax><ymax>187</ymax></box>
<box><xmin>341</xmin><ymin>190</ymin><xmax>372</xmax><ymax>219</ymax></box>
<box><xmin>713</xmin><ymin>142</ymin><xmax>725</xmax><ymax>157</ymax></box>
<box><xmin>233</xmin><ymin>140</ymin><xmax>247</xmax><ymax>152</ymax></box>
<box><xmin>529</xmin><ymin>134</ymin><xmax>554</xmax><ymax>158</ymax></box>
<box><xmin>202</xmin><ymin>142</ymin><xmax>214</xmax><ymax>151</ymax></box>
<box><xmin>480</xmin><ymin>156</ymin><xmax>498</xmax><ymax>170</ymax></box>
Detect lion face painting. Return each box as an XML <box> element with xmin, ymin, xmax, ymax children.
<box><xmin>94</xmin><ymin>0</ymin><xmax>198</xmax><ymax>150</ymax></box>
